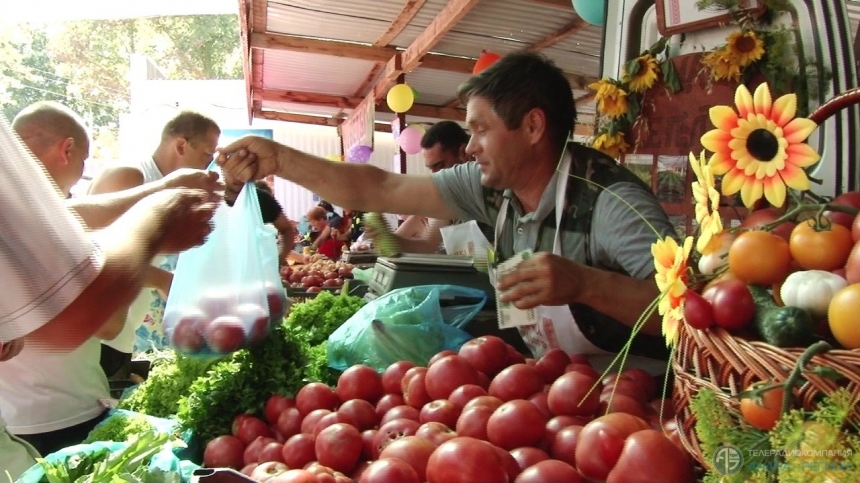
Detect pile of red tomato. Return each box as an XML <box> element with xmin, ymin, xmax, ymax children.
<box><xmin>682</xmin><ymin>192</ymin><xmax>860</xmax><ymax>350</ymax></box>
<box><xmin>202</xmin><ymin>336</ymin><xmax>695</xmax><ymax>483</ymax></box>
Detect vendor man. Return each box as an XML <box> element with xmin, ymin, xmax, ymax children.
<box><xmin>216</xmin><ymin>52</ymin><xmax>678</xmax><ymax>372</ymax></box>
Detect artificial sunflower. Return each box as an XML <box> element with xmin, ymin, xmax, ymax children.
<box><xmin>688</xmin><ymin>151</ymin><xmax>724</xmax><ymax>254</ymax></box>
<box><xmin>624</xmin><ymin>54</ymin><xmax>659</xmax><ymax>93</ymax></box>
<box><xmin>592</xmin><ymin>131</ymin><xmax>630</xmax><ymax>158</ymax></box>
<box><xmin>588</xmin><ymin>79</ymin><xmax>629</xmax><ymax>119</ymax></box>
<box><xmin>701</xmin><ymin>49</ymin><xmax>742</xmax><ymax>83</ymax></box>
<box><xmin>652</xmin><ymin>236</ymin><xmax>693</xmax><ymax>347</ymax></box>
<box><xmin>701</xmin><ymin>83</ymin><xmax>820</xmax><ymax>208</ymax></box>
<box><xmin>725</xmin><ymin>30</ymin><xmax>765</xmax><ymax>68</ymax></box>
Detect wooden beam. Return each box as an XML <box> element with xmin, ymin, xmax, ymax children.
<box><xmin>249</xmin><ymin>0</ymin><xmax>267</xmax><ymax>32</ymax></box>
<box><xmin>575</xmin><ymin>92</ymin><xmax>595</xmax><ymax>105</ymax></box>
<box><xmin>372</xmin><ymin>0</ymin><xmax>481</xmax><ymax>101</ymax></box>
<box><xmin>527</xmin><ymin>18</ymin><xmax>587</xmax><ymax>51</ymax></box>
<box><xmin>255</xmin><ymin>109</ymin><xmax>342</xmax><ymax>127</ymax></box>
<box><xmin>239</xmin><ymin>0</ymin><xmax>253</xmax><ymax>125</ymax></box>
<box><xmin>255</xmin><ymin>89</ymin><xmax>363</xmax><ymax>109</ymax></box>
<box><xmin>530</xmin><ymin>0</ymin><xmax>573</xmax><ymax>9</ymax></box>
<box><xmin>573</xmin><ymin>123</ymin><xmax>594</xmax><ymax>137</ymax></box>
<box><xmin>374</xmin><ymin>0</ymin><xmax>427</xmax><ymax>47</ymax></box>
<box><xmin>353</xmin><ymin>63</ymin><xmax>385</xmax><ymax>97</ymax></box>
<box><xmin>377</xmin><ymin>103</ymin><xmax>466</xmax><ymax>122</ymax></box>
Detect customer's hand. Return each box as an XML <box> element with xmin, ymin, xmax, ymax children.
<box><xmin>0</xmin><ymin>339</ymin><xmax>24</xmax><ymax>361</ymax></box>
<box><xmin>161</xmin><ymin>168</ymin><xmax>224</xmax><ymax>193</ymax></box>
<box><xmin>140</xmin><ymin>188</ymin><xmax>222</xmax><ymax>254</ymax></box>
<box><xmin>496</xmin><ymin>252</ymin><xmax>583</xmax><ymax>309</ymax></box>
<box><xmin>216</xmin><ymin>136</ymin><xmax>284</xmax><ymax>183</ymax></box>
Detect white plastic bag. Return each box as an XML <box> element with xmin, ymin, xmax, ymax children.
<box><xmin>440</xmin><ymin>220</ymin><xmax>491</xmax><ymax>260</ymax></box>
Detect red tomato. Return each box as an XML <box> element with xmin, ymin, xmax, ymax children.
<box><xmin>270</xmin><ymin>469</ymin><xmax>319</xmax><ymax>483</ymax></box>
<box><xmin>547</xmin><ymin>371</ymin><xmax>601</xmax><ymax>417</ymax></box>
<box><xmin>315</xmin><ymin>423</ymin><xmax>362</xmax><ymax>474</ymax></box>
<box><xmin>235</xmin><ymin>417</ymin><xmax>273</xmax><ymax>446</ymax></box>
<box><xmin>424</xmin><ymin>355</ymin><xmax>481</xmax><ymax>400</ymax></box>
<box><xmin>415</xmin><ymin>421</ymin><xmax>457</xmax><ymax>447</ymax></box>
<box><xmin>506</xmin><ymin>344</ymin><xmax>527</xmax><ymax>365</ymax></box>
<box><xmin>739</xmin><ymin>384</ymin><xmax>784</xmax><ymax>431</ymax></box>
<box><xmin>378</xmin><ymin>436</ymin><xmax>436</xmax><ymax>481</ymax></box>
<box><xmin>458</xmin><ymin>336</ymin><xmax>509</xmax><ymax>377</ymax></box>
<box><xmin>375</xmin><ymin>394</ymin><xmax>405</xmax><ymax>418</ymax></box>
<box><xmin>400</xmin><ymin>367</ymin><xmax>427</xmax><ymax>394</ymax></box>
<box><xmin>574</xmin><ymin>413</ymin><xmax>650</xmax><ymax>482</ymax></box>
<box><xmin>528</xmin><ymin>391</ymin><xmax>552</xmax><ymax>418</ymax></box>
<box><xmin>448</xmin><ymin>384</ymin><xmax>487</xmax><ymax>409</ymax></box>
<box><xmin>428</xmin><ymin>350</ymin><xmax>458</xmax><ymax>366</ymax></box>
<box><xmin>740</xmin><ymin>207</ymin><xmax>795</xmax><ymax>240</ymax></box>
<box><xmin>381</xmin><ymin>405</ymin><xmax>420</xmax><ymax>425</ymax></box>
<box><xmin>510</xmin><ymin>447</ymin><xmax>551</xmax><ymax>471</ymax></box>
<box><xmin>843</xmin><ymin>241</ymin><xmax>860</xmax><ymax>284</ymax></box>
<box><xmin>358</xmin><ymin>458</ymin><xmax>420</xmax><ymax>483</ymax></box>
<box><xmin>489</xmin><ymin>364</ymin><xmax>546</xmax><ymax>401</ymax></box>
<box><xmin>403</xmin><ymin>371</ymin><xmax>432</xmax><ymax>409</ymax></box>
<box><xmin>281</xmin><ymin>433</ymin><xmax>316</xmax><ymax>470</ymax></box>
<box><xmin>515</xmin><ymin>459</ymin><xmax>584</xmax><ymax>483</ymax></box>
<box><xmin>419</xmin><ymin>400</ymin><xmax>461</xmax><ymax>428</ymax></box>
<box><xmin>545</xmin><ymin>416</ymin><xmax>587</xmax><ymax>450</ymax></box>
<box><xmin>605</xmin><ymin>429</ymin><xmax>694</xmax><ymax>483</ymax></box>
<box><xmin>619</xmin><ymin>369</ymin><xmax>656</xmax><ymax>401</ymax></box>
<box><xmin>336</xmin><ymin>365</ymin><xmax>383</xmax><ymax>404</ymax></box>
<box><xmin>551</xmin><ymin>425</ymin><xmax>584</xmax><ymax>467</ymax></box>
<box><xmin>455</xmin><ymin>404</ymin><xmax>494</xmax><ymax>440</ymax></box>
<box><xmin>462</xmin><ymin>395</ymin><xmax>504</xmax><ymax>412</ymax></box>
<box><xmin>598</xmin><ymin>393</ymin><xmax>648</xmax><ymax>419</ymax></box>
<box><xmin>535</xmin><ymin>349</ymin><xmax>571</xmax><ymax>384</ymax></box>
<box><xmin>338</xmin><ymin>399</ymin><xmax>379</xmax><ymax>431</ymax></box>
<box><xmin>313</xmin><ymin>411</ymin><xmax>357</xmax><ymax>438</ymax></box>
<box><xmin>232</xmin><ymin>413</ymin><xmax>253</xmax><ymax>436</ymax></box>
<box><xmin>300</xmin><ymin>409</ymin><xmax>331</xmax><ymax>434</ymax></box>
<box><xmin>243</xmin><ymin>436</ymin><xmax>276</xmax><ymax>467</ymax></box>
<box><xmin>382</xmin><ymin>360</ymin><xmax>416</xmax><ymax>395</ymax></box>
<box><xmin>494</xmin><ymin>445</ymin><xmax>523</xmax><ymax>482</ymax></box>
<box><xmin>373</xmin><ymin>418</ymin><xmax>421</xmax><ymax>456</ymax></box>
<box><xmin>682</xmin><ymin>289</ymin><xmax>715</xmax><ymax>329</ymax></box>
<box><xmin>487</xmin><ymin>399</ymin><xmax>548</xmax><ymax>449</ymax></box>
<box><xmin>824</xmin><ymin>191</ymin><xmax>860</xmax><ymax>228</ymax></box>
<box><xmin>425</xmin><ymin>437</ymin><xmax>509</xmax><ymax>483</ymax></box>
<box><xmin>257</xmin><ymin>441</ymin><xmax>285</xmax><ymax>464</ymax></box>
<box><xmin>702</xmin><ymin>280</ymin><xmax>755</xmax><ymax>332</ymax></box>
<box><xmin>295</xmin><ymin>383</ymin><xmax>340</xmax><ymax>416</ymax></box>
<box><xmin>203</xmin><ymin>435</ymin><xmax>245</xmax><ymax>470</ymax></box>
<box><xmin>264</xmin><ymin>395</ymin><xmax>295</xmax><ymax>425</ymax></box>
<box><xmin>852</xmin><ymin>213</ymin><xmax>860</xmax><ymax>242</ymax></box>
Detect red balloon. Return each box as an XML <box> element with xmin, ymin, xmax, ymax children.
<box><xmin>473</xmin><ymin>51</ymin><xmax>502</xmax><ymax>75</ymax></box>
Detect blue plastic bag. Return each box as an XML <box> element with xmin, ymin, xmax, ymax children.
<box><xmin>327</xmin><ymin>285</ymin><xmax>486</xmax><ymax>372</ymax></box>
<box><xmin>15</xmin><ymin>439</ymin><xmax>200</xmax><ymax>483</ymax></box>
<box><xmin>85</xmin><ymin>409</ymin><xmax>201</xmax><ymax>463</ymax></box>
<box><xmin>163</xmin><ymin>182</ymin><xmax>287</xmax><ymax>357</ymax></box>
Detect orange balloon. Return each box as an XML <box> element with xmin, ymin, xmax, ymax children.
<box><xmin>472</xmin><ymin>50</ymin><xmax>502</xmax><ymax>75</ymax></box>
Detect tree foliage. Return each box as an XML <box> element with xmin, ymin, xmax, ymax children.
<box><xmin>0</xmin><ymin>14</ymin><xmax>242</xmax><ymax>131</ymax></box>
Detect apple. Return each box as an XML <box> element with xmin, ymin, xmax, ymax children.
<box><xmin>167</xmin><ymin>309</ymin><xmax>207</xmax><ymax>353</ymax></box>
<box><xmin>250</xmin><ymin>461</ymin><xmax>289</xmax><ymax>481</ymax></box>
<box><xmin>266</xmin><ymin>283</ymin><xmax>288</xmax><ymax>319</ymax></box>
<box><xmin>205</xmin><ymin>315</ymin><xmax>247</xmax><ymax>353</ymax></box>
<box><xmin>198</xmin><ymin>289</ymin><xmax>234</xmax><ymax>319</ymax></box>
<box><xmin>237</xmin><ymin>303</ymin><xmax>270</xmax><ymax>345</ymax></box>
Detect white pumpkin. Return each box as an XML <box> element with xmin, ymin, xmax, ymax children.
<box><xmin>779</xmin><ymin>270</ymin><xmax>847</xmax><ymax>319</ymax></box>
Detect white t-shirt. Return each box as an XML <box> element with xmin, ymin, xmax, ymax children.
<box><xmin>0</xmin><ymin>338</ymin><xmax>108</xmax><ymax>434</ymax></box>
<box><xmin>0</xmin><ymin>117</ymin><xmax>103</xmax><ymax>475</ymax></box>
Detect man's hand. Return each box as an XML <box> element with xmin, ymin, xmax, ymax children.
<box><xmin>496</xmin><ymin>252</ymin><xmax>584</xmax><ymax>309</ymax></box>
<box><xmin>161</xmin><ymin>168</ymin><xmax>224</xmax><ymax>193</ymax></box>
<box><xmin>0</xmin><ymin>339</ymin><xmax>24</xmax><ymax>361</ymax></box>
<box><xmin>216</xmin><ymin>136</ymin><xmax>285</xmax><ymax>183</ymax></box>
<box><xmin>137</xmin><ymin>188</ymin><xmax>222</xmax><ymax>254</ymax></box>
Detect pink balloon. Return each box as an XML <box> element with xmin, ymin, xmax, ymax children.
<box><xmin>398</xmin><ymin>126</ymin><xmax>423</xmax><ymax>155</ymax></box>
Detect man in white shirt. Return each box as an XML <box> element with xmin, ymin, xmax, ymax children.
<box><xmin>88</xmin><ymin>111</ymin><xmax>221</xmax><ymax>364</ymax></box>
<box><xmin>0</xmin><ymin>111</ymin><xmax>221</xmax><ymax>478</ymax></box>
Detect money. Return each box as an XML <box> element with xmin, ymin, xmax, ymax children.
<box><xmin>494</xmin><ymin>250</ymin><xmax>539</xmax><ymax>329</ymax></box>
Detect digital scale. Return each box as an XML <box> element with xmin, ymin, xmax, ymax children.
<box><xmin>367</xmin><ymin>253</ymin><xmax>496</xmax><ymax>307</ymax></box>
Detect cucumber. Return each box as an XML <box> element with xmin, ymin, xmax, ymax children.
<box><xmin>749</xmin><ymin>285</ymin><xmax>816</xmax><ymax>348</ymax></box>
<box><xmin>363</xmin><ymin>212</ymin><xmax>400</xmax><ymax>257</ymax></box>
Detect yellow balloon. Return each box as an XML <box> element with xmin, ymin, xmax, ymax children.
<box><xmin>387</xmin><ymin>84</ymin><xmax>415</xmax><ymax>113</ymax></box>
<box><xmin>325</xmin><ymin>154</ymin><xmax>343</xmax><ymax>162</ymax></box>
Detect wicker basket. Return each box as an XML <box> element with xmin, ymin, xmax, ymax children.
<box><xmin>670</xmin><ymin>87</ymin><xmax>860</xmax><ymax>466</ymax></box>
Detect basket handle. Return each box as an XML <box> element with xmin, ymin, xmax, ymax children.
<box><xmin>808</xmin><ymin>87</ymin><xmax>860</xmax><ymax>125</ymax></box>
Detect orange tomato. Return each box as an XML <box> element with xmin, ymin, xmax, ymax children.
<box><xmin>740</xmin><ymin>384</ymin><xmax>785</xmax><ymax>431</ymax></box>
<box><xmin>828</xmin><ymin>284</ymin><xmax>860</xmax><ymax>350</ymax></box>
<box><xmin>789</xmin><ymin>219</ymin><xmax>854</xmax><ymax>271</ymax></box>
<box><xmin>728</xmin><ymin>231</ymin><xmax>791</xmax><ymax>286</ymax></box>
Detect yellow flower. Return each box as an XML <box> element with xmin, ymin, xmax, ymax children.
<box><xmin>702</xmin><ymin>49</ymin><xmax>742</xmax><ymax>83</ymax></box>
<box><xmin>702</xmin><ymin>83</ymin><xmax>820</xmax><ymax>208</ymax></box>
<box><xmin>652</xmin><ymin>236</ymin><xmax>693</xmax><ymax>346</ymax></box>
<box><xmin>593</xmin><ymin>131</ymin><xmax>630</xmax><ymax>158</ymax></box>
<box><xmin>624</xmin><ymin>54</ymin><xmax>659</xmax><ymax>93</ymax></box>
<box><xmin>725</xmin><ymin>30</ymin><xmax>765</xmax><ymax>68</ymax></box>
<box><xmin>589</xmin><ymin>79</ymin><xmax>629</xmax><ymax>119</ymax></box>
<box><xmin>689</xmin><ymin>151</ymin><xmax>724</xmax><ymax>253</ymax></box>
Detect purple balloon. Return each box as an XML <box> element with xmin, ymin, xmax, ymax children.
<box><xmin>347</xmin><ymin>144</ymin><xmax>373</xmax><ymax>163</ymax></box>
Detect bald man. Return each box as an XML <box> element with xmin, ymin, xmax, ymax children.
<box><xmin>12</xmin><ymin>102</ymin><xmax>90</xmax><ymax>198</ymax></box>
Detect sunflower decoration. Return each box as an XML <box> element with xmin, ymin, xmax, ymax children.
<box><xmin>701</xmin><ymin>30</ymin><xmax>766</xmax><ymax>83</ymax></box>
<box><xmin>623</xmin><ymin>54</ymin><xmax>660</xmax><ymax>93</ymax></box>
<box><xmin>592</xmin><ymin>131</ymin><xmax>630</xmax><ymax>159</ymax></box>
<box><xmin>688</xmin><ymin>151</ymin><xmax>724</xmax><ymax>254</ymax></box>
<box><xmin>701</xmin><ymin>82</ymin><xmax>820</xmax><ymax>209</ymax></box>
<box><xmin>701</xmin><ymin>49</ymin><xmax>742</xmax><ymax>83</ymax></box>
<box><xmin>652</xmin><ymin>236</ymin><xmax>693</xmax><ymax>347</ymax></box>
<box><xmin>588</xmin><ymin>79</ymin><xmax>630</xmax><ymax>119</ymax></box>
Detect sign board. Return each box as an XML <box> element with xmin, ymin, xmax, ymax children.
<box><xmin>341</xmin><ymin>93</ymin><xmax>375</xmax><ymax>151</ymax></box>
<box><xmin>655</xmin><ymin>0</ymin><xmax>766</xmax><ymax>36</ymax></box>
<box><xmin>627</xmin><ymin>53</ymin><xmax>762</xmax><ymax>157</ymax></box>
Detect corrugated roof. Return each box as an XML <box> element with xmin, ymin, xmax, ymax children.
<box><xmin>266</xmin><ymin>0</ymin><xmax>393</xmax><ymax>43</ymax></box>
<box><xmin>261</xmin><ymin>49</ymin><xmax>376</xmax><ymax>95</ymax></box>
